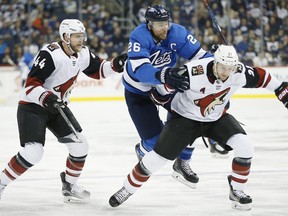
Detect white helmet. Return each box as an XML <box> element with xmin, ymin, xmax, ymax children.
<box><xmin>59</xmin><ymin>19</ymin><xmax>87</xmax><ymax>42</ymax></box>
<box><xmin>214</xmin><ymin>45</ymin><xmax>238</xmax><ymax>67</ymax></box>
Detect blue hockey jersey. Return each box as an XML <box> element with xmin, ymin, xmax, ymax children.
<box><xmin>123</xmin><ymin>22</ymin><xmax>212</xmax><ymax>94</ymax></box>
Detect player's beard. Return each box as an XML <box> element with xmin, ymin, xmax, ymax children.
<box><xmin>157</xmin><ymin>32</ymin><xmax>167</xmax><ymax>40</ymax></box>
<box><xmin>70</xmin><ymin>43</ymin><xmax>83</xmax><ymax>53</ymax></box>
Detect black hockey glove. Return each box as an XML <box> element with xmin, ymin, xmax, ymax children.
<box><xmin>39</xmin><ymin>91</ymin><xmax>65</xmax><ymax>114</ymax></box>
<box><xmin>210</xmin><ymin>44</ymin><xmax>219</xmax><ymax>54</ymax></box>
<box><xmin>149</xmin><ymin>87</ymin><xmax>172</xmax><ymax>106</ymax></box>
<box><xmin>275</xmin><ymin>82</ymin><xmax>288</xmax><ymax>109</ymax></box>
<box><xmin>111</xmin><ymin>53</ymin><xmax>128</xmax><ymax>73</ymax></box>
<box><xmin>155</xmin><ymin>67</ymin><xmax>189</xmax><ymax>93</ymax></box>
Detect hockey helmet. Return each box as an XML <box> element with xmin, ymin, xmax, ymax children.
<box><xmin>59</xmin><ymin>19</ymin><xmax>87</xmax><ymax>42</ymax></box>
<box><xmin>145</xmin><ymin>5</ymin><xmax>170</xmax><ymax>22</ymax></box>
<box><xmin>214</xmin><ymin>45</ymin><xmax>238</xmax><ymax>67</ymax></box>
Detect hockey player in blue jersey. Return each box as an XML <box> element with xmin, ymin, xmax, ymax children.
<box><xmin>122</xmin><ymin>5</ymin><xmax>213</xmax><ymax>188</ymax></box>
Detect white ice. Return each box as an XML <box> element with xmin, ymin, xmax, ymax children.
<box><xmin>0</xmin><ymin>98</ymin><xmax>287</xmax><ymax>216</ymax></box>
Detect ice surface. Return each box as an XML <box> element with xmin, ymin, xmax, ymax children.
<box><xmin>0</xmin><ymin>98</ymin><xmax>287</xmax><ymax>216</ymax></box>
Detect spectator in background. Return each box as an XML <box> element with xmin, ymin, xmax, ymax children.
<box><xmin>18</xmin><ymin>44</ymin><xmax>39</xmax><ymax>86</ymax></box>
<box><xmin>229</xmin><ymin>10</ymin><xmax>241</xmax><ymax>32</ymax></box>
<box><xmin>266</xmin><ymin>35</ymin><xmax>279</xmax><ymax>54</ymax></box>
<box><xmin>0</xmin><ymin>37</ymin><xmax>8</xmax><ymax>61</ymax></box>
<box><xmin>276</xmin><ymin>0</ymin><xmax>288</xmax><ymax>20</ymax></box>
<box><xmin>215</xmin><ymin>10</ymin><xmax>229</xmax><ymax>29</ymax></box>
<box><xmin>0</xmin><ymin>0</ymin><xmax>286</xmax><ymax>67</ymax></box>
<box><xmin>253</xmin><ymin>51</ymin><xmax>269</xmax><ymax>67</ymax></box>
<box><xmin>0</xmin><ymin>47</ymin><xmax>15</xmax><ymax>66</ymax></box>
<box><xmin>239</xmin><ymin>18</ymin><xmax>249</xmax><ymax>35</ymax></box>
<box><xmin>62</xmin><ymin>0</ymin><xmax>77</xmax><ymax>17</ymax></box>
<box><xmin>233</xmin><ymin>29</ymin><xmax>244</xmax><ymax>45</ymax></box>
<box><xmin>235</xmin><ymin>34</ymin><xmax>250</xmax><ymax>54</ymax></box>
<box><xmin>111</xmin><ymin>24</ymin><xmax>126</xmax><ymax>53</ymax></box>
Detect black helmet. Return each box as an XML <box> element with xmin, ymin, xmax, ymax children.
<box><xmin>145</xmin><ymin>5</ymin><xmax>170</xmax><ymax>22</ymax></box>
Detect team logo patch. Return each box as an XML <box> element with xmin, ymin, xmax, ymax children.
<box><xmin>150</xmin><ymin>50</ymin><xmax>172</xmax><ymax>68</ymax></box>
<box><xmin>194</xmin><ymin>87</ymin><xmax>230</xmax><ymax>117</ymax></box>
<box><xmin>53</xmin><ymin>71</ymin><xmax>79</xmax><ymax>99</ymax></box>
<box><xmin>191</xmin><ymin>65</ymin><xmax>204</xmax><ymax>76</ymax></box>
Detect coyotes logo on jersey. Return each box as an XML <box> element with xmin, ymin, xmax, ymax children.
<box><xmin>53</xmin><ymin>71</ymin><xmax>79</xmax><ymax>99</ymax></box>
<box><xmin>194</xmin><ymin>87</ymin><xmax>230</xmax><ymax>116</ymax></box>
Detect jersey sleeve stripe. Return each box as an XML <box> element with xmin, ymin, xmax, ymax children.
<box><xmin>130</xmin><ymin>58</ymin><xmax>150</xmax><ymax>71</ymax></box>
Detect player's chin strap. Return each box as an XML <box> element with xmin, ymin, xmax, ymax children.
<box><xmin>63</xmin><ymin>38</ymin><xmax>77</xmax><ymax>55</ymax></box>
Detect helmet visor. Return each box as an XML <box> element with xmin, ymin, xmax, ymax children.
<box><xmin>70</xmin><ymin>32</ymin><xmax>87</xmax><ymax>42</ymax></box>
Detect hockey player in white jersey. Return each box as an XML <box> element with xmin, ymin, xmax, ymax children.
<box><xmin>109</xmin><ymin>45</ymin><xmax>288</xmax><ymax>210</ymax></box>
<box><xmin>0</xmin><ymin>19</ymin><xmax>127</xmax><ymax>202</ymax></box>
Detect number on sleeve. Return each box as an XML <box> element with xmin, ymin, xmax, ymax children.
<box><xmin>34</xmin><ymin>56</ymin><xmax>46</xmax><ymax>69</ymax></box>
<box><xmin>128</xmin><ymin>42</ymin><xmax>141</xmax><ymax>52</ymax></box>
<box><xmin>187</xmin><ymin>34</ymin><xmax>197</xmax><ymax>44</ymax></box>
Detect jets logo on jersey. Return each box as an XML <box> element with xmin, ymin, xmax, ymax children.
<box><xmin>150</xmin><ymin>50</ymin><xmax>172</xmax><ymax>68</ymax></box>
<box><xmin>191</xmin><ymin>65</ymin><xmax>204</xmax><ymax>76</ymax></box>
<box><xmin>194</xmin><ymin>88</ymin><xmax>230</xmax><ymax>116</ymax></box>
<box><xmin>53</xmin><ymin>71</ymin><xmax>79</xmax><ymax>99</ymax></box>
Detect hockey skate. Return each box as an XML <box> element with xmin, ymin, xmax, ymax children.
<box><xmin>109</xmin><ymin>186</ymin><xmax>132</xmax><ymax>207</ymax></box>
<box><xmin>60</xmin><ymin>172</ymin><xmax>90</xmax><ymax>203</ymax></box>
<box><xmin>208</xmin><ymin>138</ymin><xmax>229</xmax><ymax>158</ymax></box>
<box><xmin>227</xmin><ymin>175</ymin><xmax>252</xmax><ymax>211</ymax></box>
<box><xmin>172</xmin><ymin>158</ymin><xmax>199</xmax><ymax>189</ymax></box>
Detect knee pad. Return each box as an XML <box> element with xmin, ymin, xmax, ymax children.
<box><xmin>63</xmin><ymin>133</ymin><xmax>89</xmax><ymax>157</ymax></box>
<box><xmin>19</xmin><ymin>142</ymin><xmax>44</xmax><ymax>165</ymax></box>
<box><xmin>142</xmin><ymin>150</ymin><xmax>168</xmax><ymax>173</ymax></box>
<box><xmin>227</xmin><ymin>134</ymin><xmax>254</xmax><ymax>158</ymax></box>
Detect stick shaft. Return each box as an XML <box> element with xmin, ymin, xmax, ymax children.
<box><xmin>202</xmin><ymin>0</ymin><xmax>228</xmax><ymax>45</ymax></box>
<box><xmin>55</xmin><ymin>105</ymin><xmax>79</xmax><ymax>139</ymax></box>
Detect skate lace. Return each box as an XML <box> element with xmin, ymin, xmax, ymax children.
<box><xmin>115</xmin><ymin>187</ymin><xmax>131</xmax><ymax>203</ymax></box>
<box><xmin>233</xmin><ymin>190</ymin><xmax>248</xmax><ymax>198</ymax></box>
<box><xmin>181</xmin><ymin>160</ymin><xmax>195</xmax><ymax>176</ymax></box>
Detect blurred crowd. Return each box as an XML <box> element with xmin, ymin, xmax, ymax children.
<box><xmin>0</xmin><ymin>0</ymin><xmax>287</xmax><ymax>72</ymax></box>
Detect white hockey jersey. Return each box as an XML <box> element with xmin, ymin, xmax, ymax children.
<box><xmin>169</xmin><ymin>57</ymin><xmax>281</xmax><ymax>122</ymax></box>
<box><xmin>19</xmin><ymin>42</ymin><xmax>116</xmax><ymax>106</ymax></box>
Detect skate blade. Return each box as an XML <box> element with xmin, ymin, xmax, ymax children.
<box><xmin>211</xmin><ymin>152</ymin><xmax>229</xmax><ymax>159</ymax></box>
<box><xmin>171</xmin><ymin>171</ymin><xmax>197</xmax><ymax>189</ymax></box>
<box><xmin>63</xmin><ymin>196</ymin><xmax>90</xmax><ymax>204</ymax></box>
<box><xmin>231</xmin><ymin>201</ymin><xmax>251</xmax><ymax>211</ymax></box>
